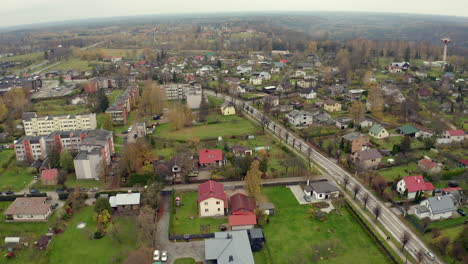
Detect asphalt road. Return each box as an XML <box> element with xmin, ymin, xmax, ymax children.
<box><xmin>205</xmin><ymin>90</ymin><xmax>442</xmax><ymax>264</ymax></box>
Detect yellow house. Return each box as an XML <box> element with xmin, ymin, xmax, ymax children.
<box><xmin>198</xmin><ymin>180</ymin><xmax>227</xmax><ymax>217</ymax></box>
<box><xmin>220</xmin><ymin>102</ymin><xmax>236</xmax><ymax>115</ymax></box>
<box><xmin>324</xmin><ymin>99</ymin><xmax>342</xmax><ymax>112</ymax></box>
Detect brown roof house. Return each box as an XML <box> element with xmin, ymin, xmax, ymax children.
<box><xmin>342</xmin><ymin>132</ymin><xmax>370</xmax><ymax>153</ymax></box>
<box><xmin>323</xmin><ymin>99</ymin><xmax>342</xmax><ymax>112</ymax></box>
<box><xmin>353</xmin><ymin>149</ymin><xmax>382</xmax><ymax>170</ymax></box>
<box><xmin>418</xmin><ymin>158</ymin><xmax>442</xmax><ymax>174</ymax></box>
<box><xmin>4</xmin><ymin>197</ymin><xmax>51</xmax><ymax>222</ymax></box>
<box><xmin>41</xmin><ymin>169</ymin><xmax>58</xmax><ymax>185</ymax></box>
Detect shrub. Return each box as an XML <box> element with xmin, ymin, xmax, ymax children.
<box><xmin>94</xmin><ymin>231</ymin><xmax>104</xmax><ymax>239</ymax></box>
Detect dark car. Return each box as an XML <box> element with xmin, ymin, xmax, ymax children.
<box><xmin>56</xmin><ymin>189</ymin><xmax>64</xmax><ymax>193</ymax></box>
<box><xmin>79</xmin><ymin>187</ymin><xmax>89</xmax><ymax>192</ymax></box>
<box><xmin>303</xmin><ymin>195</ymin><xmax>311</xmax><ymax>202</ymax></box>
<box><xmin>51</xmin><ymin>203</ymin><xmax>59</xmax><ymax>210</ymax></box>
<box><xmin>5</xmin><ymin>191</ymin><xmax>14</xmax><ymax>195</ymax></box>
<box><xmin>153</xmin><ymin>115</ymin><xmax>161</xmax><ymax>120</ymax></box>
<box><xmin>457</xmin><ymin>209</ymin><xmax>466</xmax><ymax>217</ymax></box>
<box><xmin>121</xmin><ymin>131</ymin><xmax>129</xmax><ymax>134</ymax></box>
<box><xmin>30</xmin><ymin>190</ymin><xmax>40</xmax><ymax>194</ymax></box>
<box><xmin>67</xmin><ymin>188</ymin><xmax>75</xmax><ymax>193</ymax></box>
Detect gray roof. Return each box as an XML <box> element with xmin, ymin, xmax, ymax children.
<box><xmin>248</xmin><ymin>228</ymin><xmax>264</xmax><ymax>239</ymax></box>
<box><xmin>258</xmin><ymin>203</ymin><xmax>275</xmax><ymax>210</ymax></box>
<box><xmin>358</xmin><ymin>149</ymin><xmax>382</xmax><ymax>160</ymax></box>
<box><xmin>343</xmin><ymin>132</ymin><xmax>367</xmax><ymax>142</ymax></box>
<box><xmin>308</xmin><ymin>181</ymin><xmax>339</xmax><ymax>194</ymax></box>
<box><xmin>427</xmin><ymin>195</ymin><xmax>456</xmax><ymax>214</ymax></box>
<box><xmin>287</xmin><ymin>109</ymin><xmax>312</xmax><ymax>119</ymax></box>
<box><xmin>205</xmin><ymin>231</ymin><xmax>254</xmax><ymax>264</ymax></box>
<box><xmin>415</xmin><ymin>205</ymin><xmax>429</xmax><ymax>214</ymax></box>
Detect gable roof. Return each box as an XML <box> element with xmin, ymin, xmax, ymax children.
<box><xmin>308</xmin><ymin>181</ymin><xmax>340</xmax><ymax>194</ymax></box>
<box><xmin>342</xmin><ymin>132</ymin><xmax>367</xmax><ymax>142</ymax></box>
<box><xmin>205</xmin><ymin>230</ymin><xmax>255</xmax><ymax>264</ymax></box>
<box><xmin>324</xmin><ymin>99</ymin><xmax>339</xmax><ymax>106</ymax></box>
<box><xmin>199</xmin><ymin>149</ymin><xmax>223</xmax><ymax>164</ymax></box>
<box><xmin>398</xmin><ymin>124</ymin><xmax>420</xmax><ymax>135</ymax></box>
<box><xmin>369</xmin><ymin>124</ymin><xmax>385</xmax><ymax>135</ymax></box>
<box><xmin>357</xmin><ymin>148</ymin><xmax>382</xmax><ymax>160</ymax></box>
<box><xmin>198</xmin><ymin>180</ymin><xmax>227</xmax><ymax>206</ymax></box>
<box><xmin>229</xmin><ymin>214</ymin><xmax>257</xmax><ymax>226</ymax></box>
<box><xmin>231</xmin><ymin>193</ymin><xmax>256</xmax><ymax>214</ymax></box>
<box><xmin>41</xmin><ymin>169</ymin><xmax>58</xmax><ymax>181</ymax></box>
<box><xmin>5</xmin><ymin>197</ymin><xmax>49</xmax><ymax>216</ymax></box>
<box><xmin>418</xmin><ymin>159</ymin><xmax>438</xmax><ymax>169</ymax></box>
<box><xmin>114</xmin><ymin>193</ymin><xmax>140</xmax><ymax>206</ymax></box>
<box><xmin>403</xmin><ymin>175</ymin><xmax>434</xmax><ymax>193</ymax></box>
<box><xmin>426</xmin><ymin>195</ymin><xmax>456</xmax><ymax>214</ymax></box>
<box><xmin>447</xmin><ymin>130</ymin><xmax>464</xmax><ymax>136</ymax></box>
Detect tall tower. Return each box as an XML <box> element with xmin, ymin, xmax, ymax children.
<box><xmin>441</xmin><ymin>38</ymin><xmax>451</xmax><ymax>64</ymax></box>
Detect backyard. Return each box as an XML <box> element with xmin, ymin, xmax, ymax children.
<box><xmin>170</xmin><ymin>192</ymin><xmax>226</xmax><ymax>235</ymax></box>
<box><xmin>262</xmin><ymin>187</ymin><xmax>391</xmax><ymax>264</ymax></box>
<box><xmin>0</xmin><ymin>149</ymin><xmax>35</xmax><ymax>192</ymax></box>
<box><xmin>32</xmin><ymin>98</ymin><xmax>91</xmax><ymax>116</ymax></box>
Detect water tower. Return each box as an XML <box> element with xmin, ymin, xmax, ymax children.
<box><xmin>441</xmin><ymin>38</ymin><xmax>451</xmax><ymax>64</ymax></box>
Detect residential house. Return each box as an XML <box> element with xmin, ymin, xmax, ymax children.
<box><xmin>342</xmin><ymin>132</ymin><xmax>370</xmax><ymax>153</ymax></box>
<box><xmin>41</xmin><ymin>169</ymin><xmax>58</xmax><ymax>185</ymax></box>
<box><xmin>323</xmin><ymin>99</ymin><xmax>341</xmax><ymax>112</ymax></box>
<box><xmin>229</xmin><ymin>214</ymin><xmax>257</xmax><ymax>231</ymax></box>
<box><xmin>257</xmin><ymin>203</ymin><xmax>275</xmax><ymax>215</ymax></box>
<box><xmin>109</xmin><ymin>192</ymin><xmax>141</xmax><ymax>212</ymax></box>
<box><xmin>297</xmin><ymin>79</ymin><xmax>311</xmax><ymax>88</ymax></box>
<box><xmin>205</xmin><ymin>231</ymin><xmax>255</xmax><ymax>264</ymax></box>
<box><xmin>415</xmin><ymin>195</ymin><xmax>456</xmax><ymax>220</ymax></box>
<box><xmin>153</xmin><ymin>156</ymin><xmax>184</xmax><ymax>182</ymax></box>
<box><xmin>443</xmin><ymin>130</ymin><xmax>465</xmax><ymax>142</ymax></box>
<box><xmin>442</xmin><ymin>187</ymin><xmax>463</xmax><ymax>206</ymax></box>
<box><xmin>459</xmin><ymin>158</ymin><xmax>468</xmax><ymax>169</ymax></box>
<box><xmin>299</xmin><ymin>88</ymin><xmax>317</xmax><ymax>99</ymax></box>
<box><xmin>397</xmin><ymin>124</ymin><xmax>420</xmax><ymax>138</ymax></box>
<box><xmin>418</xmin><ymin>158</ymin><xmax>442</xmax><ymax>174</ymax></box>
<box><xmin>397</xmin><ymin>175</ymin><xmax>435</xmax><ymax>199</ymax></box>
<box><xmin>263</xmin><ymin>95</ymin><xmax>279</xmax><ymax>107</ymax></box>
<box><xmin>199</xmin><ymin>149</ymin><xmax>225</xmax><ymax>167</ymax></box>
<box><xmin>286</xmin><ymin>110</ymin><xmax>313</xmax><ymax>126</ymax></box>
<box><xmin>329</xmin><ymin>85</ymin><xmax>346</xmax><ymax>96</ymax></box>
<box><xmin>388</xmin><ymin>62</ymin><xmax>410</xmax><ymax>73</ymax></box>
<box><xmin>347</xmin><ymin>89</ymin><xmax>365</xmax><ymax>101</ymax></box>
<box><xmin>231</xmin><ymin>193</ymin><xmax>256</xmax><ymax>215</ymax></box>
<box><xmin>303</xmin><ymin>181</ymin><xmax>340</xmax><ymax>200</ymax></box>
<box><xmin>418</xmin><ymin>88</ymin><xmax>431</xmax><ymax>99</ymax></box>
<box><xmin>105</xmin><ymin>86</ymin><xmax>139</xmax><ymax>125</ymax></box>
<box><xmin>231</xmin><ymin>146</ymin><xmax>253</xmax><ymax>157</ymax></box>
<box><xmin>334</xmin><ymin>116</ymin><xmax>352</xmax><ymax>130</ymax></box>
<box><xmin>237</xmin><ymin>65</ymin><xmax>252</xmax><ymax>75</ymax></box>
<box><xmin>271</xmin><ymin>62</ymin><xmax>285</xmax><ymax>73</ymax></box>
<box><xmin>258</xmin><ymin>72</ymin><xmax>271</xmax><ymax>80</ymax></box>
<box><xmin>4</xmin><ymin>197</ymin><xmax>51</xmax><ymax>222</ymax></box>
<box><xmin>22</xmin><ymin>112</ymin><xmax>97</xmax><ymax>136</ymax></box>
<box><xmin>354</xmin><ymin>149</ymin><xmax>382</xmax><ymax>169</ymax></box>
<box><xmin>360</xmin><ymin>119</ymin><xmax>374</xmax><ymax>128</ymax></box>
<box><xmin>368</xmin><ymin>124</ymin><xmax>389</xmax><ymax>139</ymax></box>
<box><xmin>198</xmin><ymin>180</ymin><xmax>228</xmax><ymax>217</ymax></box>
<box><xmin>263</xmin><ymin>86</ymin><xmax>276</xmax><ymax>93</ymax></box>
<box><xmin>295</xmin><ymin>70</ymin><xmax>306</xmax><ymax>78</ymax></box>
<box><xmin>415</xmin><ymin>126</ymin><xmax>434</xmax><ymax>139</ymax></box>
<box><xmin>220</xmin><ymin>102</ymin><xmax>236</xmax><ymax>116</ymax></box>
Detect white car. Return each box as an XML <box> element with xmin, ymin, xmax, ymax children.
<box><xmin>153</xmin><ymin>250</ymin><xmax>160</xmax><ymax>261</ymax></box>
<box><xmin>127</xmin><ymin>126</ymin><xmax>133</xmax><ymax>132</ymax></box>
<box><xmin>161</xmin><ymin>251</ymin><xmax>167</xmax><ymax>262</ymax></box>
<box><xmin>425</xmin><ymin>251</ymin><xmax>435</xmax><ymax>260</ymax></box>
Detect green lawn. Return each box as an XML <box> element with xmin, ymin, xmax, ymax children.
<box><xmin>0</xmin><ymin>52</ymin><xmax>43</xmax><ymax>62</ymax></box>
<box><xmin>45</xmin><ymin>207</ymin><xmax>137</xmax><ymax>264</ymax></box>
<box><xmin>107</xmin><ymin>89</ymin><xmax>124</xmax><ymax>105</ymax></box>
<box><xmin>64</xmin><ymin>173</ymin><xmax>104</xmax><ymax>189</ymax></box>
<box><xmin>262</xmin><ymin>187</ymin><xmax>390</xmax><ymax>264</ymax></box>
<box><xmin>170</xmin><ymin>192</ymin><xmax>226</xmax><ymax>235</ymax></box>
<box><xmin>207</xmin><ymin>95</ymin><xmax>224</xmax><ymax>108</ymax></box>
<box><xmin>0</xmin><ymin>149</ymin><xmax>15</xmax><ymax>168</ymax></box>
<box><xmin>47</xmin><ymin>58</ymin><xmax>100</xmax><ymax>71</ymax></box>
<box><xmin>173</xmin><ymin>258</ymin><xmax>196</xmax><ymax>264</ymax></box>
<box><xmin>32</xmin><ymin>99</ymin><xmax>90</xmax><ymax>116</ymax></box>
<box><xmin>378</xmin><ymin>163</ymin><xmax>420</xmax><ymax>181</ymax></box>
<box><xmin>155</xmin><ymin>115</ymin><xmax>259</xmax><ymax>141</ymax></box>
<box><xmin>0</xmin><ymin>166</ymin><xmax>36</xmax><ymax>192</ymax></box>
<box><xmin>100</xmin><ymin>48</ymin><xmax>143</xmax><ymax>58</ymax></box>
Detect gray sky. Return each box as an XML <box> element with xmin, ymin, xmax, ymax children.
<box><xmin>1</xmin><ymin>0</ymin><xmax>467</xmax><ymax>28</ymax></box>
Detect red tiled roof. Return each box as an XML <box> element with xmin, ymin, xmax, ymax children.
<box><xmin>418</xmin><ymin>159</ymin><xmax>438</xmax><ymax>169</ymax></box>
<box><xmin>231</xmin><ymin>193</ymin><xmax>256</xmax><ymax>214</ymax></box>
<box><xmin>442</xmin><ymin>187</ymin><xmax>462</xmax><ymax>192</ymax></box>
<box><xmin>448</xmin><ymin>130</ymin><xmax>465</xmax><ymax>136</ymax></box>
<box><xmin>229</xmin><ymin>213</ymin><xmax>257</xmax><ymax>226</ymax></box>
<box><xmin>198</xmin><ymin>180</ymin><xmax>227</xmax><ymax>207</ymax></box>
<box><xmin>460</xmin><ymin>158</ymin><xmax>468</xmax><ymax>166</ymax></box>
<box><xmin>403</xmin><ymin>175</ymin><xmax>434</xmax><ymax>193</ymax></box>
<box><xmin>199</xmin><ymin>149</ymin><xmax>223</xmax><ymax>165</ymax></box>
<box><xmin>41</xmin><ymin>169</ymin><xmax>58</xmax><ymax>181</ymax></box>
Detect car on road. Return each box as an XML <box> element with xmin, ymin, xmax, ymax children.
<box><xmin>5</xmin><ymin>191</ymin><xmax>14</xmax><ymax>195</ymax></box>
<box><xmin>90</xmin><ymin>187</ymin><xmax>99</xmax><ymax>192</ymax></box>
<box><xmin>303</xmin><ymin>195</ymin><xmax>311</xmax><ymax>202</ymax></box>
<box><xmin>51</xmin><ymin>203</ymin><xmax>59</xmax><ymax>210</ymax></box>
<box><xmin>30</xmin><ymin>190</ymin><xmax>40</xmax><ymax>194</ymax></box>
<box><xmin>153</xmin><ymin>250</ymin><xmax>160</xmax><ymax>261</ymax></box>
<box><xmin>161</xmin><ymin>251</ymin><xmax>167</xmax><ymax>262</ymax></box>
<box><xmin>56</xmin><ymin>189</ymin><xmax>64</xmax><ymax>193</ymax></box>
<box><xmin>425</xmin><ymin>251</ymin><xmax>435</xmax><ymax>260</ymax></box>
<box><xmin>457</xmin><ymin>209</ymin><xmax>466</xmax><ymax>217</ymax></box>
<box><xmin>127</xmin><ymin>126</ymin><xmax>133</xmax><ymax>132</ymax></box>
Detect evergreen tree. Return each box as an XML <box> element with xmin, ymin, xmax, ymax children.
<box><xmin>400</xmin><ymin>136</ymin><xmax>412</xmax><ymax>153</ymax></box>
<box><xmin>60</xmin><ymin>150</ymin><xmax>74</xmax><ymax>173</ymax></box>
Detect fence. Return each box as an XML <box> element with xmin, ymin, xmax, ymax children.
<box><xmin>346</xmin><ymin>201</ymin><xmax>400</xmax><ymax>264</ymax></box>
<box><xmin>168</xmin><ymin>233</ymin><xmax>215</xmax><ymax>241</ymax></box>
<box><xmin>405</xmin><ymin>214</ymin><xmax>426</xmax><ymax>233</ymax></box>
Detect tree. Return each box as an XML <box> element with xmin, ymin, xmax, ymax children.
<box><xmin>349</xmin><ymin>101</ymin><xmax>365</xmax><ymax>124</ymax></box>
<box><xmin>432</xmin><ymin>228</ymin><xmax>441</xmax><ymax>239</ymax></box>
<box><xmin>367</xmin><ymin>83</ymin><xmax>384</xmax><ymax>119</ymax></box>
<box><xmin>373</xmin><ymin>205</ymin><xmax>381</xmax><ymax>220</ymax></box>
<box><xmin>4</xmin><ymin>87</ymin><xmax>27</xmax><ymax>118</ymax></box>
<box><xmin>362</xmin><ymin>193</ymin><xmax>370</xmax><ymax>209</ymax></box>
<box><xmin>67</xmin><ymin>191</ymin><xmax>88</xmax><ymax>210</ymax></box>
<box><xmin>450</xmin><ymin>241</ymin><xmax>465</xmax><ymax>261</ymax></box>
<box><xmin>400</xmin><ymin>136</ymin><xmax>412</xmax><ymax>153</ymax></box>
<box><xmin>198</xmin><ymin>94</ymin><xmax>209</xmax><ymax>122</ymax></box>
<box><xmin>95</xmin><ymin>197</ymin><xmax>112</xmax><ymax>213</ymax></box>
<box><xmin>119</xmin><ymin>140</ymin><xmax>153</xmax><ymax>176</ymax></box>
<box><xmin>141</xmin><ymin>183</ymin><xmax>163</xmax><ymax>210</ymax></box>
<box><xmin>415</xmin><ymin>249</ymin><xmax>424</xmax><ymax>263</ymax></box>
<box><xmin>401</xmin><ymin>231</ymin><xmax>410</xmax><ymax>251</ymax></box>
<box><xmin>343</xmin><ymin>176</ymin><xmax>350</xmax><ymax>190</ymax></box>
<box><xmin>102</xmin><ymin>113</ymin><xmax>114</xmax><ymax>131</ymax></box>
<box><xmin>245</xmin><ymin>160</ymin><xmax>262</xmax><ymax>201</ymax></box>
<box><xmin>60</xmin><ymin>150</ymin><xmax>74</xmax><ymax>173</ymax></box>
<box><xmin>49</xmin><ymin>147</ymin><xmax>61</xmax><ymax>169</ymax></box>
<box><xmin>353</xmin><ymin>185</ymin><xmax>361</xmax><ymax>200</ymax></box>
<box><xmin>183</xmin><ymin>104</ymin><xmax>193</xmax><ymax>127</ymax></box>
<box><xmin>0</xmin><ymin>97</ymin><xmax>8</xmax><ymax>121</ymax></box>
<box><xmin>136</xmin><ymin>206</ymin><xmax>155</xmax><ymax>246</ymax></box>
<box><xmin>404</xmin><ymin>46</ymin><xmax>411</xmax><ymax>62</ymax></box>
<box><xmin>94</xmin><ymin>89</ymin><xmax>109</xmax><ymax>113</ymax></box>
<box><xmin>372</xmin><ymin>176</ymin><xmax>387</xmax><ymax>196</ymax></box>
<box><xmin>438</xmin><ymin>236</ymin><xmax>450</xmax><ymax>255</ymax></box>
<box><xmin>254</xmin><ymin>208</ymin><xmax>268</xmax><ymax>226</ymax></box>
<box><xmin>140</xmin><ymin>80</ymin><xmax>166</xmax><ymax>116</ymax></box>
<box><xmin>95</xmin><ymin>209</ymin><xmax>112</xmax><ymax>233</ymax></box>
<box><xmin>335</xmin><ymin>49</ymin><xmax>351</xmax><ymax>80</ymax></box>
<box><xmin>169</xmin><ymin>103</ymin><xmax>185</xmax><ymax>130</ymax></box>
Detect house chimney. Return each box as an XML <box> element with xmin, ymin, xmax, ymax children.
<box><xmin>307</xmin><ymin>179</ymin><xmax>310</xmax><ymax>185</ymax></box>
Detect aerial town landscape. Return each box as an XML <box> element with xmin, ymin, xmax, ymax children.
<box><xmin>0</xmin><ymin>3</ymin><xmax>466</xmax><ymax>264</ymax></box>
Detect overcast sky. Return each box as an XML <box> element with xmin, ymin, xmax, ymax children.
<box><xmin>1</xmin><ymin>0</ymin><xmax>467</xmax><ymax>28</ymax></box>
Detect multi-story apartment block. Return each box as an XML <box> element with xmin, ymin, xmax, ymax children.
<box><xmin>22</xmin><ymin>112</ymin><xmax>97</xmax><ymax>136</ymax></box>
<box><xmin>15</xmin><ymin>130</ymin><xmax>114</xmax><ymax>180</ymax></box>
<box><xmin>105</xmin><ymin>86</ymin><xmax>139</xmax><ymax>124</ymax></box>
<box><xmin>162</xmin><ymin>83</ymin><xmax>202</xmax><ymax>108</ymax></box>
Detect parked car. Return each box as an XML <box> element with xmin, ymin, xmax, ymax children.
<box><xmin>79</xmin><ymin>187</ymin><xmax>89</xmax><ymax>192</ymax></box>
<box><xmin>161</xmin><ymin>251</ymin><xmax>167</xmax><ymax>262</ymax></box>
<box><xmin>425</xmin><ymin>251</ymin><xmax>435</xmax><ymax>260</ymax></box>
<box><xmin>303</xmin><ymin>195</ymin><xmax>311</xmax><ymax>202</ymax></box>
<box><xmin>51</xmin><ymin>203</ymin><xmax>59</xmax><ymax>210</ymax></box>
<box><xmin>457</xmin><ymin>209</ymin><xmax>466</xmax><ymax>217</ymax></box>
<box><xmin>56</xmin><ymin>189</ymin><xmax>64</xmax><ymax>193</ymax></box>
<box><xmin>121</xmin><ymin>131</ymin><xmax>129</xmax><ymax>134</ymax></box>
<box><xmin>153</xmin><ymin>115</ymin><xmax>161</xmax><ymax>120</ymax></box>
<box><xmin>153</xmin><ymin>250</ymin><xmax>160</xmax><ymax>261</ymax></box>
<box><xmin>5</xmin><ymin>191</ymin><xmax>14</xmax><ymax>195</ymax></box>
<box><xmin>34</xmin><ymin>175</ymin><xmax>39</xmax><ymax>180</ymax></box>
<box><xmin>66</xmin><ymin>188</ymin><xmax>75</xmax><ymax>193</ymax></box>
<box><xmin>127</xmin><ymin>126</ymin><xmax>133</xmax><ymax>132</ymax></box>
<box><xmin>90</xmin><ymin>187</ymin><xmax>99</xmax><ymax>192</ymax></box>
<box><xmin>30</xmin><ymin>190</ymin><xmax>40</xmax><ymax>194</ymax></box>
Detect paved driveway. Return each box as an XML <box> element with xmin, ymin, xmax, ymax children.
<box><xmin>288</xmin><ymin>185</ymin><xmax>309</xmax><ymax>204</ymax></box>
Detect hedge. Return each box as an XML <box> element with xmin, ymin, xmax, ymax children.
<box><xmin>0</xmin><ymin>193</ymin><xmax>47</xmax><ymax>201</ymax></box>
<box><xmin>58</xmin><ymin>193</ymin><xmax>70</xmax><ymax>200</ymax></box>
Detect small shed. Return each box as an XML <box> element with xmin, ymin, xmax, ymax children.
<box><xmin>4</xmin><ymin>237</ymin><xmax>20</xmax><ymax>247</ymax></box>
<box><xmin>258</xmin><ymin>203</ymin><xmax>275</xmax><ymax>215</ymax></box>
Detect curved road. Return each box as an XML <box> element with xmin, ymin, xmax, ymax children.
<box><xmin>205</xmin><ymin>90</ymin><xmax>442</xmax><ymax>264</ymax></box>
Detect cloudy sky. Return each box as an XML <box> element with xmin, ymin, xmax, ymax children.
<box><xmin>1</xmin><ymin>0</ymin><xmax>467</xmax><ymax>28</ymax></box>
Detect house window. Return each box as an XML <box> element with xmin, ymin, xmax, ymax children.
<box><xmin>218</xmin><ymin>208</ymin><xmax>221</xmax><ymax>212</ymax></box>
<box><xmin>216</xmin><ymin>201</ymin><xmax>220</xmax><ymax>205</ymax></box>
<box><xmin>205</xmin><ymin>209</ymin><xmax>209</xmax><ymax>212</ymax></box>
<box><xmin>204</xmin><ymin>202</ymin><xmax>208</xmax><ymax>206</ymax></box>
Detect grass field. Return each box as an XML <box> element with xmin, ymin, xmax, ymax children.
<box><xmin>47</xmin><ymin>58</ymin><xmax>100</xmax><ymax>71</ymax></box>
<box><xmin>262</xmin><ymin>187</ymin><xmax>390</xmax><ymax>264</ymax></box>
<box><xmin>0</xmin><ymin>52</ymin><xmax>43</xmax><ymax>62</ymax></box>
<box><xmin>33</xmin><ymin>99</ymin><xmax>90</xmax><ymax>116</ymax></box>
<box><xmin>107</xmin><ymin>89</ymin><xmax>124</xmax><ymax>104</ymax></box>
<box><xmin>45</xmin><ymin>206</ymin><xmax>137</xmax><ymax>264</ymax></box>
<box><xmin>170</xmin><ymin>192</ymin><xmax>226</xmax><ymax>235</ymax></box>
<box><xmin>378</xmin><ymin>163</ymin><xmax>420</xmax><ymax>181</ymax></box>
<box><xmin>173</xmin><ymin>258</ymin><xmax>196</xmax><ymax>264</ymax></box>
<box><xmin>0</xmin><ymin>166</ymin><xmax>36</xmax><ymax>192</ymax></box>
<box><xmin>155</xmin><ymin>115</ymin><xmax>259</xmax><ymax>141</ymax></box>
<box><xmin>100</xmin><ymin>48</ymin><xmax>143</xmax><ymax>58</ymax></box>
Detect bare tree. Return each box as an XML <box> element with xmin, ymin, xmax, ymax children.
<box><xmin>415</xmin><ymin>249</ymin><xmax>424</xmax><ymax>263</ymax></box>
<box><xmin>373</xmin><ymin>206</ymin><xmax>381</xmax><ymax>220</ymax></box>
<box><xmin>438</xmin><ymin>237</ymin><xmax>450</xmax><ymax>255</ymax></box>
<box><xmin>353</xmin><ymin>185</ymin><xmax>361</xmax><ymax>200</ymax></box>
<box><xmin>362</xmin><ymin>193</ymin><xmax>370</xmax><ymax>209</ymax></box>
<box><xmin>400</xmin><ymin>231</ymin><xmax>411</xmax><ymax>251</ymax></box>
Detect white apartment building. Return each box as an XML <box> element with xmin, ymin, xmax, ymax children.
<box><xmin>22</xmin><ymin>112</ymin><xmax>97</xmax><ymax>136</ymax></box>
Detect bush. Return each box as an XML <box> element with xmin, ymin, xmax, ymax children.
<box><xmin>94</xmin><ymin>231</ymin><xmax>104</xmax><ymax>239</ymax></box>
<box><xmin>129</xmin><ymin>173</ymin><xmax>153</xmax><ymax>186</ymax></box>
<box><xmin>58</xmin><ymin>193</ymin><xmax>70</xmax><ymax>200</ymax></box>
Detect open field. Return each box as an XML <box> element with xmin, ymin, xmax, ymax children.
<box><xmin>32</xmin><ymin>98</ymin><xmax>90</xmax><ymax>116</ymax></box>
<box><xmin>262</xmin><ymin>187</ymin><xmax>390</xmax><ymax>264</ymax></box>
<box><xmin>0</xmin><ymin>166</ymin><xmax>36</xmax><ymax>192</ymax></box>
<box><xmin>0</xmin><ymin>52</ymin><xmax>43</xmax><ymax>62</ymax></box>
<box><xmin>47</xmin><ymin>58</ymin><xmax>100</xmax><ymax>71</ymax></box>
<box><xmin>100</xmin><ymin>48</ymin><xmax>144</xmax><ymax>58</ymax></box>
<box><xmin>155</xmin><ymin>115</ymin><xmax>258</xmax><ymax>141</ymax></box>
<box><xmin>170</xmin><ymin>192</ymin><xmax>226</xmax><ymax>235</ymax></box>
<box><xmin>45</xmin><ymin>206</ymin><xmax>138</xmax><ymax>264</ymax></box>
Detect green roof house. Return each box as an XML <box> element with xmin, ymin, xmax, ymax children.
<box><xmin>369</xmin><ymin>124</ymin><xmax>389</xmax><ymax>139</ymax></box>
<box><xmin>398</xmin><ymin>124</ymin><xmax>420</xmax><ymax>137</ymax></box>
